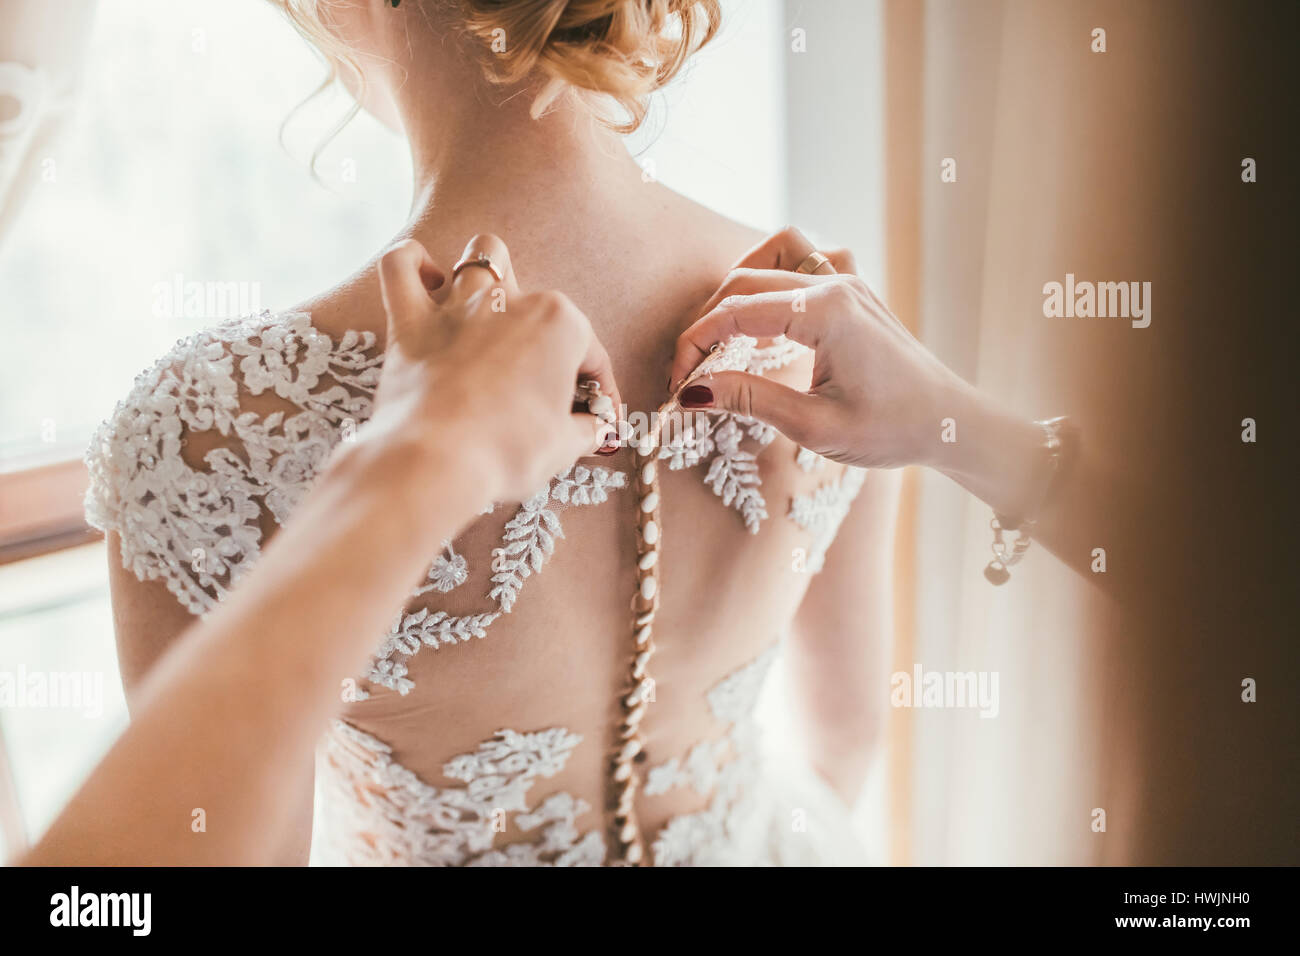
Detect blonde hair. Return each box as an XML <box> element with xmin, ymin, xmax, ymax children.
<box><xmin>269</xmin><ymin>0</ymin><xmax>721</xmax><ymax>139</ymax></box>
<box><xmin>459</xmin><ymin>0</ymin><xmax>721</xmax><ymax>131</ymax></box>
<box><xmin>269</xmin><ymin>0</ymin><xmax>369</xmax><ymax>172</ymax></box>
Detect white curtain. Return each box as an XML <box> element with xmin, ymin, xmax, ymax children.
<box><xmin>782</xmin><ymin>0</ymin><xmax>1149</xmax><ymax>864</ymax></box>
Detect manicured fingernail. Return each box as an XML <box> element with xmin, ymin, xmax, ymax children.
<box><xmin>593</xmin><ymin>422</ymin><xmax>619</xmax><ymax>455</ymax></box>
<box><xmin>680</xmin><ymin>385</ymin><xmax>714</xmax><ymax>409</ymax></box>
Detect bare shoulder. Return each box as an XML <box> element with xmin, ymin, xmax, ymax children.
<box><xmin>657</xmin><ymin>187</ymin><xmax>768</xmax><ymax>264</ymax></box>
<box><xmin>282</xmin><ymin>262</ymin><xmax>388</xmax><ymax>346</ymax></box>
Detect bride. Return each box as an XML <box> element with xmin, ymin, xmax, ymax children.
<box><xmin>85</xmin><ymin>0</ymin><xmax>899</xmax><ymax>866</ymax></box>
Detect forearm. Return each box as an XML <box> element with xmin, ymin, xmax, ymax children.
<box><xmin>936</xmin><ymin>388</ymin><xmax>1137</xmax><ymax>602</ymax></box>
<box><xmin>26</xmin><ymin>435</ymin><xmax>483</xmax><ymax>865</ymax></box>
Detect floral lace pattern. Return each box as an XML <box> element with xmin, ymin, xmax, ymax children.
<box><xmin>789</xmin><ymin>467</ymin><xmax>868</xmax><ymax>573</ymax></box>
<box><xmin>370</xmin><ymin>463</ymin><xmax>628</xmax><ymax>695</ymax></box>
<box><xmin>85</xmin><ymin>312</ymin><xmax>383</xmax><ymax>615</ymax></box>
<box><xmin>417</xmin><ymin>541</ymin><xmax>468</xmax><ymax>595</ymax></box>
<box><xmin>645</xmin><ymin>644</ymin><xmax>780</xmax><ymax>866</ymax></box>
<box><xmin>317</xmin><ymin>721</ymin><xmax>605</xmax><ymax>866</ymax></box>
<box><xmin>660</xmin><ymin>412</ymin><xmax>775</xmax><ymax>532</ymax></box>
<box><xmin>795</xmin><ymin>446</ymin><xmax>826</xmax><ymax>473</ymax></box>
<box><xmin>318</xmin><ymin>644</ymin><xmax>780</xmax><ymax>867</ymax></box>
<box><xmin>656</xmin><ymin>336</ymin><xmax>802</xmax><ymax>533</ymax></box>
<box><xmin>85</xmin><ymin>312</ymin><xmax>867</xmax><ymax>866</ymax></box>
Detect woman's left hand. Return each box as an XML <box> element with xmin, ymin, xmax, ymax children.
<box><xmin>668</xmin><ymin>227</ymin><xmax>1064</xmax><ymax>544</ymax></box>
<box><xmin>668</xmin><ymin>227</ymin><xmax>975</xmax><ymax>470</ymax></box>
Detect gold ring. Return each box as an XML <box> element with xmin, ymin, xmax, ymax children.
<box><xmin>451</xmin><ymin>251</ymin><xmax>504</xmax><ymax>282</ymax></box>
<box><xmin>794</xmin><ymin>251</ymin><xmax>835</xmax><ymax>275</ymax></box>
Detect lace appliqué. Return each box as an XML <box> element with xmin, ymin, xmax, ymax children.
<box><xmin>370</xmin><ymin>464</ymin><xmax>627</xmax><ymax>694</ymax></box>
<box><xmin>84</xmin><ymin>312</ymin><xmax>382</xmax><ymax>615</ymax></box>
<box><xmin>319</xmin><ymin>648</ymin><xmax>783</xmax><ymax>867</ymax></box>
<box><xmin>317</xmin><ymin>721</ymin><xmax>604</xmax><ymax>866</ymax></box>
<box><xmin>88</xmin><ymin>314</ymin><xmax>865</xmax><ymax>867</ymax></box>
<box><xmin>706</xmin><ymin>415</ymin><xmax>770</xmax><ymax>532</ymax></box>
<box><xmin>795</xmin><ymin>446</ymin><xmax>825</xmax><ymax>473</ymax></box>
<box><xmin>659</xmin><ymin>335</ymin><xmax>806</xmax><ymax>533</ymax></box>
<box><xmin>417</xmin><ymin>541</ymin><xmax>468</xmax><ymax>595</ymax></box>
<box><xmin>490</xmin><ymin>465</ymin><xmax>625</xmax><ymax>610</ymax></box>
<box><xmin>82</xmin><ymin>310</ymin><xmax>630</xmax><ymax>696</ymax></box>
<box><xmin>644</xmin><ymin>645</ymin><xmax>780</xmax><ymax>866</ymax></box>
<box><xmin>789</xmin><ymin>466</ymin><xmax>868</xmax><ymax>573</ymax></box>
<box><xmin>643</xmin><ymin>738</ymin><xmax>729</xmax><ymax>797</ymax></box>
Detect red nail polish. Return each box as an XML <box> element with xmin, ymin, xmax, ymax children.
<box><xmin>680</xmin><ymin>385</ymin><xmax>713</xmax><ymax>409</ymax></box>
<box><xmin>596</xmin><ymin>443</ymin><xmax>619</xmax><ymax>456</ymax></box>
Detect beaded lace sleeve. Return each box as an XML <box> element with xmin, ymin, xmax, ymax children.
<box><xmin>83</xmin><ymin>312</ymin><xmax>383</xmax><ymax>615</ymax></box>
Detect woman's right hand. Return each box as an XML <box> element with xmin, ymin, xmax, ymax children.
<box><xmin>366</xmin><ymin>234</ymin><xmax>621</xmax><ymax>507</ymax></box>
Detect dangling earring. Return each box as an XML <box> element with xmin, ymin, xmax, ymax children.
<box><xmin>389</xmin><ymin>0</ymin><xmax>401</xmax><ymax>8</ymax></box>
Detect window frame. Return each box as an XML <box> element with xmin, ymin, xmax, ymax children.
<box><xmin>0</xmin><ymin>453</ymin><xmax>99</xmax><ymax>566</ymax></box>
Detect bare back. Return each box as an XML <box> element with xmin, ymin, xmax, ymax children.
<box><xmin>89</xmin><ymin>185</ymin><xmax>887</xmax><ymax>865</ymax></box>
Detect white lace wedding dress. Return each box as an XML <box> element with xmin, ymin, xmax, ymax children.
<box><xmin>85</xmin><ymin>310</ymin><xmax>871</xmax><ymax>866</ymax></box>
